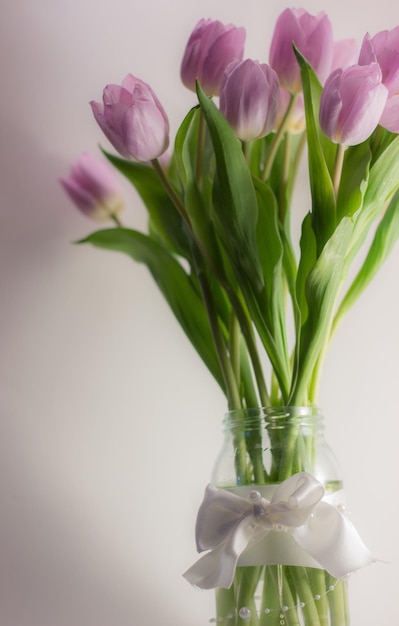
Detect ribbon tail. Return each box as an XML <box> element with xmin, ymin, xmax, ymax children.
<box><xmin>293</xmin><ymin>502</ymin><xmax>375</xmax><ymax>579</ymax></box>
<box><xmin>183</xmin><ymin>539</ymin><xmax>240</xmax><ymax>589</ymax></box>
<box><xmin>183</xmin><ymin>516</ymin><xmax>262</xmax><ymax>589</ymax></box>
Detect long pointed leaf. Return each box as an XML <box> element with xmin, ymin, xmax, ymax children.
<box><xmin>336</xmin><ymin>187</ymin><xmax>399</xmax><ymax>323</ymax></box>
<box><xmin>294</xmin><ymin>47</ymin><xmax>336</xmax><ymax>254</ymax></box>
<box><xmin>346</xmin><ymin>135</ymin><xmax>399</xmax><ymax>266</ymax></box>
<box><xmin>292</xmin><ymin>217</ymin><xmax>354</xmax><ymax>402</ymax></box>
<box><xmin>336</xmin><ymin>142</ymin><xmax>371</xmax><ymax>221</ymax></box>
<box><xmin>196</xmin><ymin>82</ymin><xmax>264</xmax><ymax>293</ymax></box>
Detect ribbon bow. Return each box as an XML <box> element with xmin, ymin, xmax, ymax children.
<box><xmin>184</xmin><ymin>472</ymin><xmax>374</xmax><ymax>589</ymax></box>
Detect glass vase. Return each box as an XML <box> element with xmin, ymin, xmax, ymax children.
<box><xmin>210</xmin><ymin>406</ymin><xmax>350</xmax><ymax>626</ymax></box>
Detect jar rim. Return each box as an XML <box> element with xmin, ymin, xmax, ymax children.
<box><xmin>225</xmin><ymin>406</ymin><xmax>321</xmax><ymax>418</ymax></box>
<box><xmin>223</xmin><ymin>406</ymin><xmax>323</xmax><ymax>431</ymax></box>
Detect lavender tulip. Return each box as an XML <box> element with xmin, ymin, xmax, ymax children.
<box><xmin>359</xmin><ymin>28</ymin><xmax>399</xmax><ymax>132</ymax></box>
<box><xmin>319</xmin><ymin>63</ymin><xmax>388</xmax><ymax>146</ymax></box>
<box><xmin>181</xmin><ymin>18</ymin><xmax>245</xmax><ymax>95</ymax></box>
<box><xmin>60</xmin><ymin>152</ymin><xmax>124</xmax><ymax>222</ymax></box>
<box><xmin>331</xmin><ymin>39</ymin><xmax>358</xmax><ymax>72</ymax></box>
<box><xmin>219</xmin><ymin>59</ymin><xmax>280</xmax><ymax>141</ymax></box>
<box><xmin>276</xmin><ymin>88</ymin><xmax>305</xmax><ymax>134</ymax></box>
<box><xmin>90</xmin><ymin>74</ymin><xmax>169</xmax><ymax>162</ymax></box>
<box><xmin>269</xmin><ymin>8</ymin><xmax>333</xmax><ymax>93</ymax></box>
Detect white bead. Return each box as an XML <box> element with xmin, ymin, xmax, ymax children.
<box><xmin>264</xmin><ymin>608</ymin><xmax>271</xmax><ymax>614</ymax></box>
<box><xmin>282</xmin><ymin>605</ymin><xmax>289</xmax><ymax>611</ymax></box>
<box><xmin>239</xmin><ymin>607</ymin><xmax>251</xmax><ymax>621</ymax></box>
<box><xmin>248</xmin><ymin>490</ymin><xmax>261</xmax><ymax>503</ymax></box>
<box><xmin>315</xmin><ymin>594</ymin><xmax>321</xmax><ymax>601</ymax></box>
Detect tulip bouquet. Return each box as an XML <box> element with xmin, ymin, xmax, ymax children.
<box><xmin>61</xmin><ymin>8</ymin><xmax>399</xmax><ymax>626</ymax></box>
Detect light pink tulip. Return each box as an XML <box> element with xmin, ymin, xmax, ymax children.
<box><xmin>180</xmin><ymin>18</ymin><xmax>245</xmax><ymax>95</ymax></box>
<box><xmin>319</xmin><ymin>63</ymin><xmax>388</xmax><ymax>146</ymax></box>
<box><xmin>359</xmin><ymin>28</ymin><xmax>399</xmax><ymax>132</ymax></box>
<box><xmin>90</xmin><ymin>74</ymin><xmax>169</xmax><ymax>162</ymax></box>
<box><xmin>331</xmin><ymin>39</ymin><xmax>358</xmax><ymax>72</ymax></box>
<box><xmin>269</xmin><ymin>8</ymin><xmax>334</xmax><ymax>93</ymax></box>
<box><xmin>60</xmin><ymin>152</ymin><xmax>124</xmax><ymax>221</ymax></box>
<box><xmin>219</xmin><ymin>59</ymin><xmax>280</xmax><ymax>141</ymax></box>
<box><xmin>276</xmin><ymin>88</ymin><xmax>305</xmax><ymax>134</ymax></box>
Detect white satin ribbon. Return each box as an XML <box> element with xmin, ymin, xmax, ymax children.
<box><xmin>183</xmin><ymin>472</ymin><xmax>374</xmax><ymax>589</ymax></box>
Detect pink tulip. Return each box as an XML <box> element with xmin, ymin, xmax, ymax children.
<box><xmin>180</xmin><ymin>18</ymin><xmax>245</xmax><ymax>95</ymax></box>
<box><xmin>60</xmin><ymin>152</ymin><xmax>124</xmax><ymax>221</ymax></box>
<box><xmin>219</xmin><ymin>59</ymin><xmax>280</xmax><ymax>141</ymax></box>
<box><xmin>276</xmin><ymin>88</ymin><xmax>305</xmax><ymax>134</ymax></box>
<box><xmin>331</xmin><ymin>39</ymin><xmax>358</xmax><ymax>72</ymax></box>
<box><xmin>319</xmin><ymin>63</ymin><xmax>388</xmax><ymax>146</ymax></box>
<box><xmin>359</xmin><ymin>28</ymin><xmax>399</xmax><ymax>132</ymax></box>
<box><xmin>269</xmin><ymin>8</ymin><xmax>334</xmax><ymax>93</ymax></box>
<box><xmin>90</xmin><ymin>74</ymin><xmax>169</xmax><ymax>162</ymax></box>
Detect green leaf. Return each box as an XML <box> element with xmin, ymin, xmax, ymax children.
<box><xmin>336</xmin><ymin>187</ymin><xmax>399</xmax><ymax>323</ymax></box>
<box><xmin>79</xmin><ymin>228</ymin><xmax>225</xmax><ymax>391</ymax></box>
<box><xmin>370</xmin><ymin>126</ymin><xmax>397</xmax><ymax>164</ymax></box>
<box><xmin>336</xmin><ymin>142</ymin><xmax>371</xmax><ymax>221</ymax></box>
<box><xmin>102</xmin><ymin>150</ymin><xmax>190</xmax><ymax>259</ymax></box>
<box><xmin>174</xmin><ymin>106</ymin><xmax>200</xmax><ymax>189</ymax></box>
<box><xmin>346</xmin><ymin>135</ymin><xmax>399</xmax><ymax>265</ymax></box>
<box><xmin>292</xmin><ymin>217</ymin><xmax>354</xmax><ymax>403</ymax></box>
<box><xmin>253</xmin><ymin>178</ymin><xmax>289</xmax><ymax>356</ymax></box>
<box><xmin>363</xmin><ymin>135</ymin><xmax>399</xmax><ymax>207</ymax></box>
<box><xmin>173</xmin><ymin>106</ymin><xmax>224</xmax><ymax>274</ymax></box>
<box><xmin>294</xmin><ymin>46</ymin><xmax>336</xmax><ymax>254</ymax></box>
<box><xmin>295</xmin><ymin>213</ymin><xmax>317</xmax><ymax>327</ymax></box>
<box><xmin>196</xmin><ymin>82</ymin><xmax>264</xmax><ymax>294</ymax></box>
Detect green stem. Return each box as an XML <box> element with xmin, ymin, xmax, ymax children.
<box><xmin>287</xmin><ymin>131</ymin><xmax>307</xmax><ymax>208</ymax></box>
<box><xmin>288</xmin><ymin>567</ymin><xmax>321</xmax><ymax>625</ymax></box>
<box><xmin>215</xmin><ymin>587</ymin><xmax>236</xmax><ymax>623</ymax></box>
<box><xmin>332</xmin><ymin>144</ymin><xmax>345</xmax><ymax>199</ymax></box>
<box><xmin>192</xmin><ymin>250</ymin><xmax>241</xmax><ymax>410</ymax></box>
<box><xmin>278</xmin><ymin>421</ymin><xmax>300</xmax><ymax>480</ymax></box>
<box><xmin>226</xmin><ymin>288</ymin><xmax>270</xmax><ymax>407</ymax></box>
<box><xmin>279</xmin><ymin>132</ymin><xmax>292</xmax><ymax>224</ymax></box>
<box><xmin>152</xmin><ymin>157</ymin><xmax>270</xmax><ymax>408</ymax></box>
<box><xmin>152</xmin><ymin>158</ymin><xmax>191</xmax><ymax>225</ymax></box>
<box><xmin>327</xmin><ymin>577</ymin><xmax>349</xmax><ymax>626</ymax></box>
<box><xmin>110</xmin><ymin>213</ymin><xmax>123</xmax><ymax>227</ymax></box>
<box><xmin>229</xmin><ymin>312</ymin><xmax>241</xmax><ymax>385</ymax></box>
<box><xmin>262</xmin><ymin>94</ymin><xmax>299</xmax><ymax>182</ymax></box>
<box><xmin>240</xmin><ymin>341</ymin><xmax>260</xmax><ymax>409</ymax></box>
<box><xmin>235</xmin><ymin>566</ymin><xmax>262</xmax><ymax>626</ymax></box>
<box><xmin>308</xmin><ymin>569</ymin><xmax>330</xmax><ymax>626</ymax></box>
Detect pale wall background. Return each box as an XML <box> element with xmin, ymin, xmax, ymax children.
<box><xmin>1</xmin><ymin>0</ymin><xmax>398</xmax><ymax>624</ymax></box>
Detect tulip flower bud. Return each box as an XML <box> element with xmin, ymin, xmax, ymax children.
<box><xmin>219</xmin><ymin>59</ymin><xmax>280</xmax><ymax>141</ymax></box>
<box><xmin>60</xmin><ymin>152</ymin><xmax>124</xmax><ymax>222</ymax></box>
<box><xmin>180</xmin><ymin>18</ymin><xmax>245</xmax><ymax>96</ymax></box>
<box><xmin>269</xmin><ymin>8</ymin><xmax>334</xmax><ymax>93</ymax></box>
<box><xmin>331</xmin><ymin>39</ymin><xmax>358</xmax><ymax>72</ymax></box>
<box><xmin>319</xmin><ymin>63</ymin><xmax>388</xmax><ymax>146</ymax></box>
<box><xmin>276</xmin><ymin>89</ymin><xmax>305</xmax><ymax>134</ymax></box>
<box><xmin>359</xmin><ymin>29</ymin><xmax>399</xmax><ymax>132</ymax></box>
<box><xmin>90</xmin><ymin>74</ymin><xmax>169</xmax><ymax>162</ymax></box>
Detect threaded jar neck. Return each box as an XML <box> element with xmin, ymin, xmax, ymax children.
<box><xmin>224</xmin><ymin>406</ymin><xmax>324</xmax><ymax>434</ymax></box>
